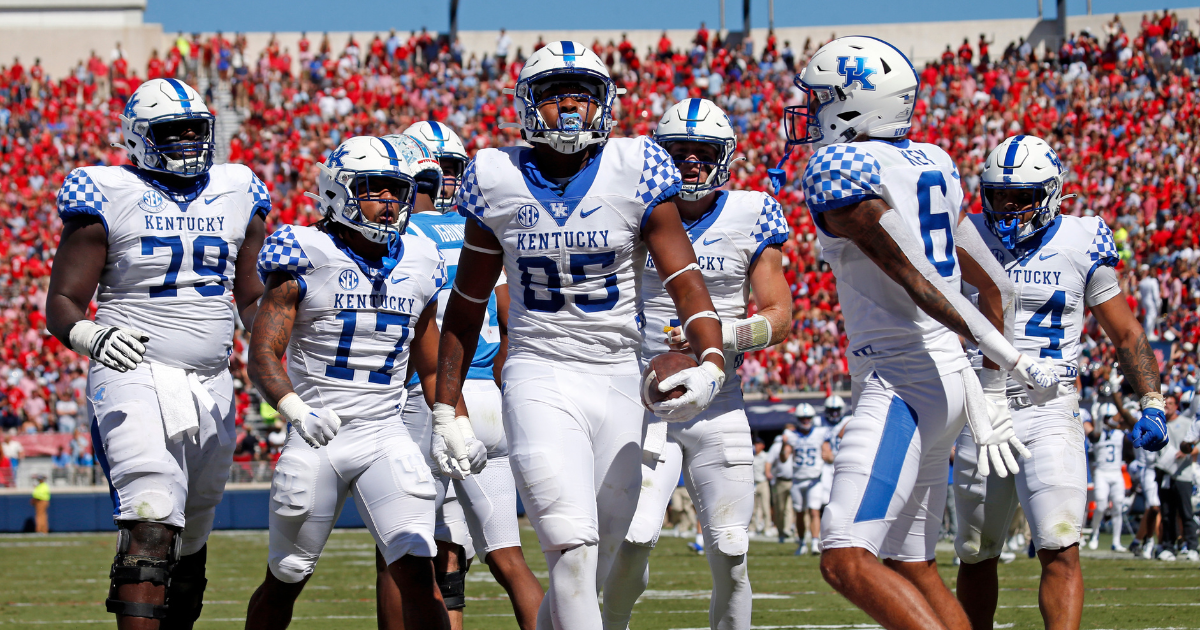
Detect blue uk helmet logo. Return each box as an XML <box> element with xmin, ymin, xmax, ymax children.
<box><xmin>338</xmin><ymin>269</ymin><xmax>360</xmax><ymax>291</ymax></box>
<box><xmin>836</xmin><ymin>56</ymin><xmax>877</xmax><ymax>90</ymax></box>
<box><xmin>516</xmin><ymin>204</ymin><xmax>540</xmax><ymax>229</ymax></box>
<box><xmin>327</xmin><ymin>145</ymin><xmax>351</xmax><ymax>168</ymax></box>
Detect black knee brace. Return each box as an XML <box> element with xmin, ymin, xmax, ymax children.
<box><xmin>436</xmin><ymin>558</ymin><xmax>471</xmax><ymax>611</ymax></box>
<box><xmin>162</xmin><ymin>544</ymin><xmax>208</xmax><ymax>630</ymax></box>
<box><xmin>106</xmin><ymin>522</ymin><xmax>181</xmax><ymax>620</ymax></box>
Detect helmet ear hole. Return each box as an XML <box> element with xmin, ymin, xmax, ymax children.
<box><xmin>837</xmin><ymin>111</ymin><xmax>860</xmax><ymax>122</ymax></box>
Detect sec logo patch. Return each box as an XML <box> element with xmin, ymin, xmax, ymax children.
<box><xmin>516</xmin><ymin>204</ymin><xmax>540</xmax><ymax>229</ymax></box>
<box><xmin>338</xmin><ymin>269</ymin><xmax>360</xmax><ymax>291</ymax></box>
<box><xmin>138</xmin><ymin>190</ymin><xmax>166</xmax><ymax>213</ymax></box>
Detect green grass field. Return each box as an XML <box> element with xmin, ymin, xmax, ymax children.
<box><xmin>2</xmin><ymin>529</ymin><xmax>1198</xmax><ymax>629</ymax></box>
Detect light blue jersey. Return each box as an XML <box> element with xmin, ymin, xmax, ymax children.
<box><xmin>407</xmin><ymin>211</ymin><xmax>503</xmax><ymax>383</ymax></box>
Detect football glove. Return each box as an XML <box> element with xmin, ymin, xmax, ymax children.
<box><xmin>68</xmin><ymin>320</ymin><xmax>149</xmax><ymax>372</ymax></box>
<box><xmin>964</xmin><ymin>369</ymin><xmax>1031</xmax><ymax>478</ymax></box>
<box><xmin>650</xmin><ymin>361</ymin><xmax>724</xmax><ymax>423</ymax></box>
<box><xmin>277</xmin><ymin>393</ymin><xmax>341</xmax><ymax>448</ymax></box>
<box><xmin>1010</xmin><ymin>355</ymin><xmax>1061</xmax><ymax>405</ymax></box>
<box><xmin>432</xmin><ymin>403</ymin><xmax>486</xmax><ymax>478</ymax></box>
<box><xmin>1130</xmin><ymin>394</ymin><xmax>1169</xmax><ymax>451</ymax></box>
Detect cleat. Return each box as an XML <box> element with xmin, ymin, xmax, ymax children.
<box><xmin>687</xmin><ymin>542</ymin><xmax>704</xmax><ymax>555</ymax></box>
<box><xmin>999</xmin><ymin>551</ymin><xmax>1016</xmax><ymax>564</ymax></box>
<box><xmin>794</xmin><ymin>544</ymin><xmax>807</xmax><ymax>556</ymax></box>
<box><xmin>1087</xmin><ymin>538</ymin><xmax>1099</xmax><ymax>550</ymax></box>
<box><xmin>1111</xmin><ymin>544</ymin><xmax>1128</xmax><ymax>553</ymax></box>
<box><xmin>1158</xmin><ymin>549</ymin><xmax>1177</xmax><ymax>562</ymax></box>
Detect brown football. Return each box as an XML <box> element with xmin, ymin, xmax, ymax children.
<box><xmin>641</xmin><ymin>351</ymin><xmax>699</xmax><ymax>409</ymax></box>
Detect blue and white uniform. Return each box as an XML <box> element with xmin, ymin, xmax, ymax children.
<box><xmin>787</xmin><ymin>426</ymin><xmax>831</xmax><ymax>510</ymax></box>
<box><xmin>954</xmin><ymin>214</ymin><xmax>1121</xmax><ymax>558</ymax></box>
<box><xmin>804</xmin><ymin>139</ymin><xmax>971</xmax><ymax>562</ymax></box>
<box><xmin>403</xmin><ymin>210</ymin><xmax>517</xmax><ymax>559</ymax></box>
<box><xmin>625</xmin><ymin>190</ymin><xmax>788</xmax><ymax>556</ymax></box>
<box><xmin>455</xmin><ymin>136</ymin><xmax>680</xmax><ymax>562</ymax></box>
<box><xmin>65</xmin><ymin>164</ymin><xmax>268</xmax><ymax>555</ymax></box>
<box><xmin>820</xmin><ymin>414</ymin><xmax>853</xmax><ymax>505</ymax></box>
<box><xmin>258</xmin><ymin>225</ymin><xmax>445</xmax><ymax>581</ymax></box>
<box><xmin>1091</xmin><ymin>428</ymin><xmax>1126</xmax><ymax>543</ymax></box>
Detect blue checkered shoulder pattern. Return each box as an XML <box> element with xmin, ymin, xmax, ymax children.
<box><xmin>57</xmin><ymin>168</ymin><xmax>109</xmax><ymax>219</ymax></box>
<box><xmin>802</xmin><ymin>145</ymin><xmax>883</xmax><ymax>214</ymax></box>
<box><xmin>455</xmin><ymin>159</ymin><xmax>488</xmax><ymax>222</ymax></box>
<box><xmin>431</xmin><ymin>252</ymin><xmax>448</xmax><ymax>291</ymax></box>
<box><xmin>1087</xmin><ymin>217</ymin><xmax>1119</xmax><ymax>268</ymax></box>
<box><xmin>247</xmin><ymin>173</ymin><xmax>272</xmax><ymax>218</ymax></box>
<box><xmin>258</xmin><ymin>225</ymin><xmax>314</xmax><ymax>283</ymax></box>
<box><xmin>752</xmin><ymin>195</ymin><xmax>791</xmax><ymax>245</ymax></box>
<box><xmin>633</xmin><ymin>139</ymin><xmax>682</xmax><ymax>207</ymax></box>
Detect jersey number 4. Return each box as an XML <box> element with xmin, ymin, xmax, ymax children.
<box><xmin>1025</xmin><ymin>290</ymin><xmax>1066</xmax><ymax>359</ymax></box>
<box><xmin>516</xmin><ymin>252</ymin><xmax>618</xmax><ymax>313</ymax></box>
<box><xmin>140</xmin><ymin>235</ymin><xmax>230</xmax><ymax>297</ymax></box>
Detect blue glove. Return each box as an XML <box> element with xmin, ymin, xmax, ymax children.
<box><xmin>1130</xmin><ymin>407</ymin><xmax>1168</xmax><ymax>451</ymax></box>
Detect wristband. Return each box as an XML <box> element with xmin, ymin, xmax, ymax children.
<box><xmin>722</xmin><ymin>314</ymin><xmax>772</xmax><ymax>352</ymax></box>
<box><xmin>276</xmin><ymin>392</ymin><xmax>310</xmax><ymax>425</ymax></box>
<box><xmin>978</xmin><ymin>367</ymin><xmax>1008</xmax><ymax>395</ymax></box>
<box><xmin>1140</xmin><ymin>392</ymin><xmax>1165</xmax><ymax>412</ymax></box>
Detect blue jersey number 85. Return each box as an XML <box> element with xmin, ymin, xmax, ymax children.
<box><xmin>517</xmin><ymin>252</ymin><xmax>619</xmax><ymax>313</ymax></box>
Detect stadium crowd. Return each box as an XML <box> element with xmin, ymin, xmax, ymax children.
<box><xmin>0</xmin><ymin>11</ymin><xmax>1197</xmax><ymax>476</ymax></box>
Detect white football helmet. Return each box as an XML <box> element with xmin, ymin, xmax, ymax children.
<box><xmin>654</xmin><ymin>98</ymin><xmax>738</xmax><ymax>201</ymax></box>
<box><xmin>119</xmin><ymin>78</ymin><xmax>215</xmax><ymax>177</ymax></box>
<box><xmin>823</xmin><ymin>395</ymin><xmax>847</xmax><ymax>422</ymax></box>
<box><xmin>1098</xmin><ymin>402</ymin><xmax>1120</xmax><ymax>428</ymax></box>
<box><xmin>786</xmin><ymin>36</ymin><xmax>919</xmax><ymax>147</ymax></box>
<box><xmin>381</xmin><ymin>133</ymin><xmax>444</xmax><ymax>209</ymax></box>
<box><xmin>504</xmin><ymin>41</ymin><xmax>622</xmax><ymax>154</ymax></box>
<box><xmin>402</xmin><ymin>121</ymin><xmax>468</xmax><ymax>212</ymax></box>
<box><xmin>305</xmin><ymin>136</ymin><xmax>417</xmax><ymax>245</ymax></box>
<box><xmin>980</xmin><ymin>135</ymin><xmax>1069</xmax><ymax>250</ymax></box>
<box><xmin>794</xmin><ymin>403</ymin><xmax>817</xmax><ymax>422</ymax></box>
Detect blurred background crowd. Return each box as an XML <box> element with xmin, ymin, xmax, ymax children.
<box><xmin>0</xmin><ymin>11</ymin><xmax>1197</xmax><ymax>490</ymax></box>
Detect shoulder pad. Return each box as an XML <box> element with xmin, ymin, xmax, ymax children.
<box><xmin>802</xmin><ymin>144</ymin><xmax>883</xmax><ymax>213</ymax></box>
<box><xmin>258</xmin><ymin>225</ymin><xmax>315</xmax><ymax>283</ymax></box>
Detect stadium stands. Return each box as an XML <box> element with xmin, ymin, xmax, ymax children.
<box><xmin>0</xmin><ymin>11</ymin><xmax>1197</xmax><ymax>486</ymax></box>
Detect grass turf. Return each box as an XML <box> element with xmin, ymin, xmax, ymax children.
<box><xmin>1</xmin><ymin>529</ymin><xmax>1197</xmax><ymax>629</ymax></box>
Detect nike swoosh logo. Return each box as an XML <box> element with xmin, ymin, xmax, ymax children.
<box><xmin>203</xmin><ymin>192</ymin><xmax>233</xmax><ymax>205</ymax></box>
<box><xmin>579</xmin><ymin>206</ymin><xmax>601</xmax><ymax>218</ymax></box>
<box><xmin>703</xmin><ymin>237</ymin><xmax>722</xmax><ymax>246</ymax></box>
<box><xmin>1039</xmin><ymin>252</ymin><xmax>1057</xmax><ymax>261</ymax></box>
<box><xmin>390</xmin><ymin>276</ymin><xmax>409</xmax><ymax>284</ymax></box>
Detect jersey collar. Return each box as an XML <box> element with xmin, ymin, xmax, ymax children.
<box><xmin>683</xmin><ymin>190</ymin><xmax>728</xmax><ymax>243</ymax></box>
<box><xmin>325</xmin><ymin>228</ymin><xmax>405</xmax><ymax>286</ymax></box>
<box><xmin>122</xmin><ymin>165</ymin><xmax>209</xmax><ymax>207</ymax></box>
<box><xmin>1012</xmin><ymin>215</ymin><xmax>1063</xmax><ymax>265</ymax></box>
<box><xmin>517</xmin><ymin>146</ymin><xmax>605</xmax><ymax>227</ymax></box>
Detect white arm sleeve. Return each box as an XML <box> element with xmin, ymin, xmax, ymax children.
<box><xmin>954</xmin><ymin>218</ymin><xmax>1016</xmax><ymax>339</ymax></box>
<box><xmin>1085</xmin><ymin>265</ymin><xmax>1122</xmax><ymax>307</ymax></box>
<box><xmin>870</xmin><ymin>209</ymin><xmax>1020</xmax><ymax>369</ymax></box>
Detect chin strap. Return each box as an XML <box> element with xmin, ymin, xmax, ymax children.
<box><xmin>768</xmin><ymin>148</ymin><xmax>793</xmax><ymax>195</ymax></box>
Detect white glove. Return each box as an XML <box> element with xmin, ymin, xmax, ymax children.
<box><xmin>432</xmin><ymin>403</ymin><xmax>484</xmax><ymax>478</ymax></box>
<box><xmin>650</xmin><ymin>361</ymin><xmax>725</xmax><ymax>423</ymax></box>
<box><xmin>965</xmin><ymin>369</ymin><xmax>1032</xmax><ymax>478</ymax></box>
<box><xmin>1010</xmin><ymin>355</ymin><xmax>1061</xmax><ymax>405</ymax></box>
<box><xmin>277</xmin><ymin>392</ymin><xmax>341</xmax><ymax>448</ymax></box>
<box><xmin>68</xmin><ymin>320</ymin><xmax>149</xmax><ymax>372</ymax></box>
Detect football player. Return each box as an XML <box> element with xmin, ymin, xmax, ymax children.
<box><xmin>435</xmin><ymin>42</ymin><xmax>727</xmax><ymax>628</ymax></box>
<box><xmin>242</xmin><ymin>136</ymin><xmax>454</xmax><ymax>630</ymax></box>
<box><xmin>786</xmin><ymin>37</ymin><xmax>1062</xmax><ymax>630</ymax></box>
<box><xmin>787</xmin><ymin>403</ymin><xmax>831</xmax><ymax>557</ymax></box>
<box><xmin>1088</xmin><ymin>403</ymin><xmax>1128</xmax><ymax>552</ymax></box>
<box><xmin>953</xmin><ymin>135</ymin><xmax>1168</xmax><ymax>630</ymax></box>
<box><xmin>46</xmin><ymin>78</ymin><xmax>269</xmax><ymax>629</ymax></box>
<box><xmin>601</xmin><ymin>98</ymin><xmax>792</xmax><ymax>630</ymax></box>
<box><xmin>388</xmin><ymin>122</ymin><xmax>544</xmax><ymax>630</ymax></box>
<box><xmin>819</xmin><ymin>395</ymin><xmax>852</xmax><ymax>518</ymax></box>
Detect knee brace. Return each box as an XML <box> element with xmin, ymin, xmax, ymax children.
<box><xmin>708</xmin><ymin>526</ymin><xmax>749</xmax><ymax>557</ymax></box>
<box><xmin>436</xmin><ymin>557</ymin><xmax>471</xmax><ymax>611</ymax></box>
<box><xmin>106</xmin><ymin>521</ymin><xmax>181</xmax><ymax>620</ymax></box>
<box><xmin>163</xmin><ymin>545</ymin><xmax>208</xmax><ymax>629</ymax></box>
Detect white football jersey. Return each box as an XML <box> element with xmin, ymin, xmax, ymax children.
<box><xmin>56</xmin><ymin>165</ymin><xmax>270</xmax><ymax>370</ymax></box>
<box><xmin>967</xmin><ymin>213</ymin><xmax>1119</xmax><ymax>398</ymax></box>
<box><xmin>1093</xmin><ymin>428</ymin><xmax>1125</xmax><ymax>474</ymax></box>
<box><xmin>802</xmin><ymin>140</ymin><xmax>969</xmax><ymax>384</ymax></box>
<box><xmin>258</xmin><ymin>225</ymin><xmax>446</xmax><ymax>422</ymax></box>
<box><xmin>456</xmin><ymin>137</ymin><xmax>681</xmax><ymax>364</ymax></box>
<box><xmin>640</xmin><ymin>189</ymin><xmax>790</xmax><ymax>390</ymax></box>
<box><xmin>784</xmin><ymin>426</ymin><xmax>829</xmax><ymax>480</ymax></box>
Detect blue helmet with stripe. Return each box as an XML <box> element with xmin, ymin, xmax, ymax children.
<box><xmin>981</xmin><ymin>135</ymin><xmax>1068</xmax><ymax>250</ymax></box>
<box><xmin>402</xmin><ymin>121</ymin><xmax>468</xmax><ymax>212</ymax></box>
<box><xmin>305</xmin><ymin>136</ymin><xmax>417</xmax><ymax>245</ymax></box>
<box><xmin>654</xmin><ymin>98</ymin><xmax>738</xmax><ymax>201</ymax></box>
<box><xmin>504</xmin><ymin>41</ymin><xmax>622</xmax><ymax>154</ymax></box>
<box><xmin>119</xmin><ymin>78</ymin><xmax>216</xmax><ymax>177</ymax></box>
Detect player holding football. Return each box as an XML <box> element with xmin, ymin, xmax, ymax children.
<box><xmin>953</xmin><ymin>135</ymin><xmax>1168</xmax><ymax>630</ymax></box>
<box><xmin>47</xmin><ymin>78</ymin><xmax>268</xmax><ymax>629</ymax></box>
<box><xmin>242</xmin><ymin>136</ymin><xmax>453</xmax><ymax>630</ymax></box>
<box><xmin>601</xmin><ymin>98</ymin><xmax>792</xmax><ymax>630</ymax></box>
<box><xmin>435</xmin><ymin>42</ymin><xmax>727</xmax><ymax>629</ymax></box>
<box><xmin>785</xmin><ymin>36</ymin><xmax>1061</xmax><ymax>630</ymax></box>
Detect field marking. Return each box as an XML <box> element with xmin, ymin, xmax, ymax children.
<box><xmin>669</xmin><ymin>625</ymin><xmax>881</xmax><ymax>630</ymax></box>
<box><xmin>0</xmin><ymin>541</ymin><xmax>84</xmax><ymax>548</ymax></box>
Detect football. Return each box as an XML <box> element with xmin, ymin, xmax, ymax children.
<box><xmin>640</xmin><ymin>351</ymin><xmax>699</xmax><ymax>409</ymax></box>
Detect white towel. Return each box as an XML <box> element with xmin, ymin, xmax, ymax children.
<box><xmin>151</xmin><ymin>363</ymin><xmax>200</xmax><ymax>442</ymax></box>
<box><xmin>643</xmin><ymin>420</ymin><xmax>669</xmax><ymax>461</ymax></box>
<box><xmin>188</xmin><ymin>372</ymin><xmax>232</xmax><ymax>446</ymax></box>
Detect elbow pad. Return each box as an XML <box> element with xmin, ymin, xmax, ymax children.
<box><xmin>722</xmin><ymin>314</ymin><xmax>772</xmax><ymax>353</ymax></box>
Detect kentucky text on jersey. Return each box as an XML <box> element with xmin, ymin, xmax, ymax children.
<box><xmin>1007</xmin><ymin>269</ymin><xmax>1063</xmax><ymax>285</ymax></box>
<box><xmin>515</xmin><ymin>230</ymin><xmax>610</xmax><ymax>251</ymax></box>
<box><xmin>144</xmin><ymin>215</ymin><xmax>226</xmax><ymax>232</ymax></box>
<box><xmin>333</xmin><ymin>292</ymin><xmax>418</xmax><ymax>313</ymax></box>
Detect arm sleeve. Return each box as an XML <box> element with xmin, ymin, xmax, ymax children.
<box><xmin>636</xmin><ymin>138</ymin><xmax>683</xmax><ymax>231</ymax></box>
<box><xmin>56</xmin><ymin>168</ymin><xmax>110</xmax><ymax>233</ymax></box>
<box><xmin>246</xmin><ymin>171</ymin><xmax>272</xmax><ymax>223</ymax></box>
<box><xmin>455</xmin><ymin>158</ymin><xmax>495</xmax><ymax>234</ymax></box>
<box><xmin>750</xmin><ymin>195</ymin><xmax>791</xmax><ymax>265</ymax></box>
<box><xmin>801</xmin><ymin>144</ymin><xmax>883</xmax><ymax>214</ymax></box>
<box><xmin>257</xmin><ymin>225</ymin><xmax>314</xmax><ymax>285</ymax></box>
<box><xmin>955</xmin><ymin>217</ymin><xmax>1016</xmax><ymax>339</ymax></box>
<box><xmin>1084</xmin><ymin>265</ymin><xmax>1122</xmax><ymax>307</ymax></box>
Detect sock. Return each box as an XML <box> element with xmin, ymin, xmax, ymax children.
<box><xmin>706</xmin><ymin>552</ymin><xmax>752</xmax><ymax>630</ymax></box>
<box><xmin>601</xmin><ymin>542</ymin><xmax>652</xmax><ymax>630</ymax></box>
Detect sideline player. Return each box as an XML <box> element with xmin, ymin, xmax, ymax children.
<box><xmin>388</xmin><ymin>122</ymin><xmax>545</xmax><ymax>630</ymax></box>
<box><xmin>435</xmin><ymin>42</ymin><xmax>728</xmax><ymax>629</ymax></box>
<box><xmin>242</xmin><ymin>136</ymin><xmax>455</xmax><ymax>630</ymax></box>
<box><xmin>786</xmin><ymin>36</ymin><xmax>1061</xmax><ymax>630</ymax></box>
<box><xmin>1088</xmin><ymin>403</ymin><xmax>1128</xmax><ymax>551</ymax></box>
<box><xmin>819</xmin><ymin>395</ymin><xmax>852</xmax><ymax>520</ymax></box>
<box><xmin>46</xmin><ymin>78</ymin><xmax>268</xmax><ymax>629</ymax></box>
<box><xmin>953</xmin><ymin>135</ymin><xmax>1168</xmax><ymax>630</ymax></box>
<box><xmin>601</xmin><ymin>98</ymin><xmax>793</xmax><ymax>630</ymax></box>
<box><xmin>787</xmin><ymin>403</ymin><xmax>830</xmax><ymax>556</ymax></box>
